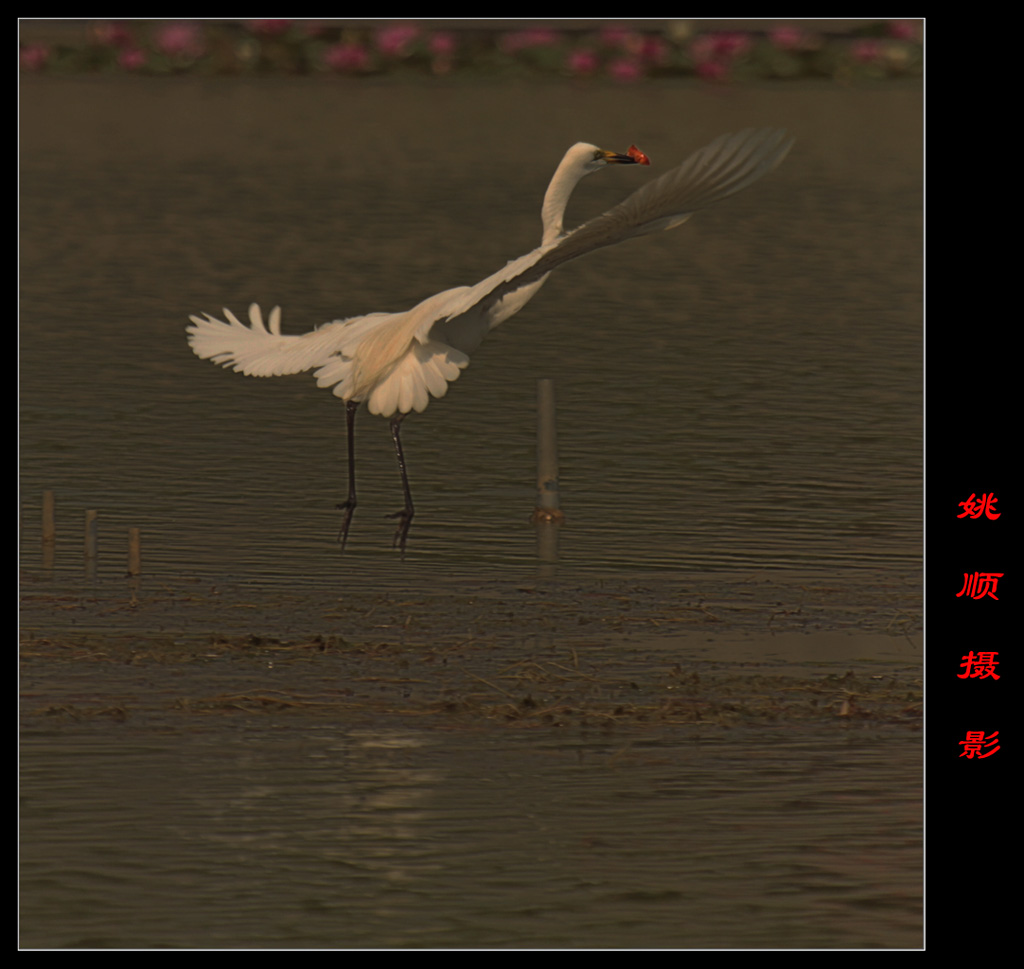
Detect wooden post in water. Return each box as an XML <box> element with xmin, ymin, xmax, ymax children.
<box><xmin>532</xmin><ymin>378</ymin><xmax>565</xmax><ymax>525</ymax></box>
<box><xmin>127</xmin><ymin>527</ymin><xmax>141</xmax><ymax>577</ymax></box>
<box><xmin>84</xmin><ymin>510</ymin><xmax>98</xmax><ymax>580</ymax></box>
<box><xmin>42</xmin><ymin>490</ymin><xmax>55</xmax><ymax>570</ymax></box>
<box><xmin>532</xmin><ymin>379</ymin><xmax>562</xmax><ymax>569</ymax></box>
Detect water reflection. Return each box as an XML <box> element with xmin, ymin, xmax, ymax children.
<box><xmin>20</xmin><ymin>715</ymin><xmax>921</xmax><ymax>948</ymax></box>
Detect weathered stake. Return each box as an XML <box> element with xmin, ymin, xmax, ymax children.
<box><xmin>127</xmin><ymin>527</ymin><xmax>141</xmax><ymax>576</ymax></box>
<box><xmin>42</xmin><ymin>490</ymin><xmax>55</xmax><ymax>570</ymax></box>
<box><xmin>84</xmin><ymin>509</ymin><xmax>98</xmax><ymax>580</ymax></box>
<box><xmin>532</xmin><ymin>378</ymin><xmax>565</xmax><ymax>524</ymax></box>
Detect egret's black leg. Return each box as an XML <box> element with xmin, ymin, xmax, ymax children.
<box><xmin>336</xmin><ymin>399</ymin><xmax>360</xmax><ymax>550</ymax></box>
<box><xmin>387</xmin><ymin>412</ymin><xmax>414</xmax><ymax>553</ymax></box>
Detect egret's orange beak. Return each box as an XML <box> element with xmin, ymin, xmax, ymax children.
<box><xmin>601</xmin><ymin>145</ymin><xmax>651</xmax><ymax>165</ymax></box>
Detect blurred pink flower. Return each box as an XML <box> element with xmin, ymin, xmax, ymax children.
<box><xmin>695</xmin><ymin>59</ymin><xmax>728</xmax><ymax>81</ymax></box>
<box><xmin>690</xmin><ymin>30</ymin><xmax>750</xmax><ymax>81</ymax></box>
<box><xmin>92</xmin><ymin>21</ymin><xmax>133</xmax><ymax>48</ymax></box>
<box><xmin>376</xmin><ymin>23</ymin><xmax>419</xmax><ymax>57</ymax></box>
<box><xmin>248</xmin><ymin>20</ymin><xmax>292</xmax><ymax>37</ymax></box>
<box><xmin>566</xmin><ymin>48</ymin><xmax>600</xmax><ymax>76</ymax></box>
<box><xmin>428</xmin><ymin>31</ymin><xmax>457</xmax><ymax>57</ymax></box>
<box><xmin>888</xmin><ymin>20</ymin><xmax>919</xmax><ymax>41</ymax></box>
<box><xmin>598</xmin><ymin>24</ymin><xmax>626</xmax><ymax>46</ymax></box>
<box><xmin>852</xmin><ymin>38</ymin><xmax>883</xmax><ymax>63</ymax></box>
<box><xmin>598</xmin><ymin>25</ymin><xmax>631</xmax><ymax>49</ymax></box>
<box><xmin>20</xmin><ymin>44</ymin><xmax>49</xmax><ymax>71</ymax></box>
<box><xmin>769</xmin><ymin>25</ymin><xmax>804</xmax><ymax>50</ymax></box>
<box><xmin>639</xmin><ymin>36</ymin><xmax>669</xmax><ymax>65</ymax></box>
<box><xmin>118</xmin><ymin>48</ymin><xmax>147</xmax><ymax>71</ymax></box>
<box><xmin>608</xmin><ymin>57</ymin><xmax>644</xmax><ymax>82</ymax></box>
<box><xmin>711</xmin><ymin>32</ymin><xmax>752</xmax><ymax>59</ymax></box>
<box><xmin>325</xmin><ymin>42</ymin><xmax>370</xmax><ymax>73</ymax></box>
<box><xmin>154</xmin><ymin>22</ymin><xmax>204</xmax><ymax>59</ymax></box>
<box><xmin>690</xmin><ymin>35</ymin><xmax>716</xmax><ymax>62</ymax></box>
<box><xmin>499</xmin><ymin>28</ymin><xmax>560</xmax><ymax>54</ymax></box>
<box><xmin>428</xmin><ymin>31</ymin><xmax>456</xmax><ymax>76</ymax></box>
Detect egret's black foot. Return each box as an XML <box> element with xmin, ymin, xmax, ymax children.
<box><xmin>336</xmin><ymin>498</ymin><xmax>357</xmax><ymax>550</ymax></box>
<box><xmin>386</xmin><ymin>508</ymin><xmax>414</xmax><ymax>554</ymax></box>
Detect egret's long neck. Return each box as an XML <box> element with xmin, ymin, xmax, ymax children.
<box><xmin>541</xmin><ymin>154</ymin><xmax>590</xmax><ymax>246</ymax></box>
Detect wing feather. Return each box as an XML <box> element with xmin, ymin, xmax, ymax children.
<box><xmin>440</xmin><ymin>128</ymin><xmax>793</xmax><ymax>331</ymax></box>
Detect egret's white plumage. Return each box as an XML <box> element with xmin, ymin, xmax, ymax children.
<box><xmin>187</xmin><ymin>129</ymin><xmax>793</xmax><ymax>549</ymax></box>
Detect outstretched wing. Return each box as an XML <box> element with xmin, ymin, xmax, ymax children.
<box><xmin>189</xmin><ymin>130</ymin><xmax>791</xmax><ymax>416</ymax></box>
<box><xmin>438</xmin><ymin>128</ymin><xmax>793</xmax><ymax>333</ymax></box>
<box><xmin>188</xmin><ymin>296</ymin><xmax>474</xmax><ymax>416</ymax></box>
<box><xmin>187</xmin><ymin>303</ymin><xmax>391</xmax><ymax>377</ymax></box>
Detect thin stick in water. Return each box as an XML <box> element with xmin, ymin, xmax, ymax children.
<box><xmin>532</xmin><ymin>378</ymin><xmax>565</xmax><ymax>523</ymax></box>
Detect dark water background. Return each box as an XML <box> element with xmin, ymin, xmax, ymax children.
<box><xmin>20</xmin><ymin>77</ymin><xmax>920</xmax><ymax>583</ymax></box>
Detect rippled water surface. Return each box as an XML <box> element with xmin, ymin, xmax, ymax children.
<box><xmin>21</xmin><ymin>712</ymin><xmax>920</xmax><ymax>949</ymax></box>
<box><xmin>20</xmin><ymin>76</ymin><xmax>920</xmax><ymax>584</ymax></box>
<box><xmin>21</xmin><ymin>76</ymin><xmax>922</xmax><ymax>949</ymax></box>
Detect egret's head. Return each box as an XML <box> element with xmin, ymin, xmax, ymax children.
<box><xmin>571</xmin><ymin>142</ymin><xmax>651</xmax><ymax>175</ymax></box>
<box><xmin>542</xmin><ymin>141</ymin><xmax>651</xmax><ymax>245</ymax></box>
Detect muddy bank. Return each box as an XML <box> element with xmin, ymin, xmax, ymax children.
<box><xmin>21</xmin><ymin>571</ymin><xmax>921</xmax><ymax>732</ymax></box>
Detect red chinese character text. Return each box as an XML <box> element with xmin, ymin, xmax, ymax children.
<box><xmin>956</xmin><ymin>572</ymin><xmax>1004</xmax><ymax>600</ymax></box>
<box><xmin>957</xmin><ymin>493</ymin><xmax>1000</xmax><ymax>519</ymax></box>
<box><xmin>958</xmin><ymin>730</ymin><xmax>1000</xmax><ymax>758</ymax></box>
<box><xmin>957</xmin><ymin>651</ymin><xmax>1001</xmax><ymax>679</ymax></box>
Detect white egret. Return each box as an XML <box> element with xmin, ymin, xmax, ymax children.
<box><xmin>188</xmin><ymin>128</ymin><xmax>792</xmax><ymax>551</ymax></box>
